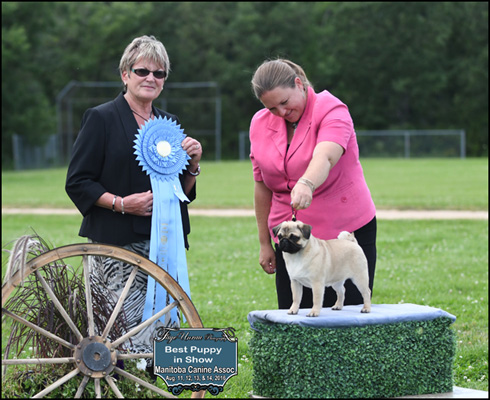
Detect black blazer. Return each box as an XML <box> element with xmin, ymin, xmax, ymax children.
<box><xmin>65</xmin><ymin>92</ymin><xmax>196</xmax><ymax>248</ymax></box>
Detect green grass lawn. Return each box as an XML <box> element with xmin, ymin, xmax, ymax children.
<box><xmin>1</xmin><ymin>158</ymin><xmax>488</xmax><ymax>210</ymax></box>
<box><xmin>362</xmin><ymin>158</ymin><xmax>488</xmax><ymax>210</ymax></box>
<box><xmin>1</xmin><ymin>215</ymin><xmax>488</xmax><ymax>397</ymax></box>
<box><xmin>1</xmin><ymin>159</ymin><xmax>488</xmax><ymax>397</ymax></box>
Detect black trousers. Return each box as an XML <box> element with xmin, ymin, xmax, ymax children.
<box><xmin>275</xmin><ymin>216</ymin><xmax>377</xmax><ymax>309</ymax></box>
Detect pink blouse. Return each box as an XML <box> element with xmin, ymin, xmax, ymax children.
<box><xmin>250</xmin><ymin>86</ymin><xmax>376</xmax><ymax>241</ymax></box>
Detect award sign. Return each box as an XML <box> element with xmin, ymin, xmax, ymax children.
<box><xmin>134</xmin><ymin>116</ymin><xmax>192</xmax><ymax>325</ymax></box>
<box><xmin>154</xmin><ymin>328</ymin><xmax>238</xmax><ymax>396</ymax></box>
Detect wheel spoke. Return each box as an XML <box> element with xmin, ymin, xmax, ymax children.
<box><xmin>94</xmin><ymin>378</ymin><xmax>101</xmax><ymax>398</ymax></box>
<box><xmin>35</xmin><ymin>269</ymin><xmax>84</xmax><ymax>342</ymax></box>
<box><xmin>2</xmin><ymin>357</ymin><xmax>74</xmax><ymax>365</ymax></box>
<box><xmin>83</xmin><ymin>255</ymin><xmax>95</xmax><ymax>337</ymax></box>
<box><xmin>111</xmin><ymin>301</ymin><xmax>178</xmax><ymax>348</ymax></box>
<box><xmin>74</xmin><ymin>375</ymin><xmax>90</xmax><ymax>398</ymax></box>
<box><xmin>105</xmin><ymin>375</ymin><xmax>124</xmax><ymax>398</ymax></box>
<box><xmin>32</xmin><ymin>368</ymin><xmax>80</xmax><ymax>398</ymax></box>
<box><xmin>2</xmin><ymin>308</ymin><xmax>75</xmax><ymax>350</ymax></box>
<box><xmin>101</xmin><ymin>265</ymin><xmax>139</xmax><ymax>340</ymax></box>
<box><xmin>113</xmin><ymin>366</ymin><xmax>175</xmax><ymax>398</ymax></box>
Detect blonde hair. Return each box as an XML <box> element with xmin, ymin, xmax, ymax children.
<box><xmin>251</xmin><ymin>59</ymin><xmax>312</xmax><ymax>99</ymax></box>
<box><xmin>119</xmin><ymin>35</ymin><xmax>170</xmax><ymax>77</ymax></box>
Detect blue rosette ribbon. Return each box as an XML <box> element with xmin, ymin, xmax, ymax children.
<box><xmin>134</xmin><ymin>116</ymin><xmax>192</xmax><ymax>325</ymax></box>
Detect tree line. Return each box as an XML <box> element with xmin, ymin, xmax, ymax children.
<box><xmin>2</xmin><ymin>1</ymin><xmax>488</xmax><ymax>167</ymax></box>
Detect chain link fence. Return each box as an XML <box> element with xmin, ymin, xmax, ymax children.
<box><xmin>239</xmin><ymin>129</ymin><xmax>465</xmax><ymax>160</ymax></box>
<box><xmin>10</xmin><ymin>81</ymin><xmax>221</xmax><ymax>170</ymax></box>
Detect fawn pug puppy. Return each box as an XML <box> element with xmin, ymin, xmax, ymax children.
<box><xmin>273</xmin><ymin>220</ymin><xmax>371</xmax><ymax>317</ymax></box>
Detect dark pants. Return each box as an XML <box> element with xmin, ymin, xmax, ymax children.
<box><xmin>275</xmin><ymin>216</ymin><xmax>377</xmax><ymax>309</ymax></box>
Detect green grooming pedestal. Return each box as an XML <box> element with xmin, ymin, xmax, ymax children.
<box><xmin>248</xmin><ymin>304</ymin><xmax>457</xmax><ymax>398</ymax></box>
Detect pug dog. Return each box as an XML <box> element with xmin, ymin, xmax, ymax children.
<box><xmin>272</xmin><ymin>220</ymin><xmax>371</xmax><ymax>317</ymax></box>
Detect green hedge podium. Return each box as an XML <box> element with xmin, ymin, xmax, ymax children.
<box><xmin>248</xmin><ymin>304</ymin><xmax>456</xmax><ymax>398</ymax></box>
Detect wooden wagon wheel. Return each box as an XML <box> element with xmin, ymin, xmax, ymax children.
<box><xmin>2</xmin><ymin>243</ymin><xmax>205</xmax><ymax>398</ymax></box>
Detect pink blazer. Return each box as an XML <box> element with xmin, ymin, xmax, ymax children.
<box><xmin>250</xmin><ymin>87</ymin><xmax>376</xmax><ymax>241</ymax></box>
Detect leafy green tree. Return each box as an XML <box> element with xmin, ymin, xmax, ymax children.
<box><xmin>2</xmin><ymin>2</ymin><xmax>56</xmax><ymax>167</ymax></box>
<box><xmin>1</xmin><ymin>1</ymin><xmax>487</xmax><ymax>168</ymax></box>
<box><xmin>313</xmin><ymin>2</ymin><xmax>488</xmax><ymax>155</ymax></box>
<box><xmin>444</xmin><ymin>1</ymin><xmax>488</xmax><ymax>156</ymax></box>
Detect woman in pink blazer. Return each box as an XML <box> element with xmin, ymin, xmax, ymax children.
<box><xmin>249</xmin><ymin>59</ymin><xmax>377</xmax><ymax>310</ymax></box>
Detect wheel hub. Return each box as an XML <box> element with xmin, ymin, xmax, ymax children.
<box><xmin>73</xmin><ymin>336</ymin><xmax>117</xmax><ymax>378</ymax></box>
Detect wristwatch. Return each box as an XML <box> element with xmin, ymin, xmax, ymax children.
<box><xmin>187</xmin><ymin>164</ymin><xmax>200</xmax><ymax>176</ymax></box>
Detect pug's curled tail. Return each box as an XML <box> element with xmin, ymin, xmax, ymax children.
<box><xmin>337</xmin><ymin>231</ymin><xmax>357</xmax><ymax>243</ymax></box>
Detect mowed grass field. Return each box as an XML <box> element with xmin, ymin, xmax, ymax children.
<box><xmin>1</xmin><ymin>158</ymin><xmax>488</xmax><ymax>397</ymax></box>
<box><xmin>1</xmin><ymin>158</ymin><xmax>488</xmax><ymax>211</ymax></box>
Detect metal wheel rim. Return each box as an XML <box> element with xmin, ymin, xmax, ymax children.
<box><xmin>2</xmin><ymin>243</ymin><xmax>204</xmax><ymax>398</ymax></box>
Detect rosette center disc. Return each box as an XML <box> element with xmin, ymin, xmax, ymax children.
<box><xmin>157</xmin><ymin>140</ymin><xmax>172</xmax><ymax>158</ymax></box>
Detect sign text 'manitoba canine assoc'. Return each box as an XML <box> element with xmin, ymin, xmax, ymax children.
<box><xmin>154</xmin><ymin>328</ymin><xmax>237</xmax><ymax>396</ymax></box>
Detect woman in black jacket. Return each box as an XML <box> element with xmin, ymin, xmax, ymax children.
<box><xmin>65</xmin><ymin>35</ymin><xmax>202</xmax><ymax>357</ymax></box>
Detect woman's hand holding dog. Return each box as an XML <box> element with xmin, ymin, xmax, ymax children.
<box><xmin>291</xmin><ymin>181</ymin><xmax>313</xmax><ymax>210</ymax></box>
<box><xmin>291</xmin><ymin>141</ymin><xmax>345</xmax><ymax>209</ymax></box>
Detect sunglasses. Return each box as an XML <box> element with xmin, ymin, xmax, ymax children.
<box><xmin>131</xmin><ymin>68</ymin><xmax>167</xmax><ymax>79</ymax></box>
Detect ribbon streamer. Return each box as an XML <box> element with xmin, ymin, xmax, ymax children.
<box><xmin>134</xmin><ymin>116</ymin><xmax>191</xmax><ymax>325</ymax></box>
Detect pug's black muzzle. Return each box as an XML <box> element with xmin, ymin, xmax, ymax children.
<box><xmin>279</xmin><ymin>238</ymin><xmax>302</xmax><ymax>254</ymax></box>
